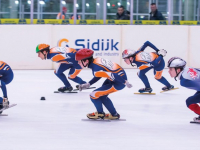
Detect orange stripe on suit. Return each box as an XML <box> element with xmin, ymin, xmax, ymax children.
<box><xmin>155</xmin><ymin>70</ymin><xmax>163</xmax><ymax>79</ymax></box>
<box><xmin>139</xmin><ymin>65</ymin><xmax>150</xmax><ymax>70</ymax></box>
<box><xmin>90</xmin><ymin>86</ymin><xmax>118</xmax><ymax>99</ymax></box>
<box><xmin>51</xmin><ymin>54</ymin><xmax>66</xmax><ymax>62</ymax></box>
<box><xmin>68</xmin><ymin>69</ymin><xmax>81</xmax><ymax>79</ymax></box>
<box><xmin>0</xmin><ymin>63</ymin><xmax>6</xmax><ymax>70</ymax></box>
<box><xmin>94</xmin><ymin>71</ymin><xmax>111</xmax><ymax>78</ymax></box>
<box><xmin>0</xmin><ymin>61</ymin><xmax>5</xmax><ymax>66</ymax></box>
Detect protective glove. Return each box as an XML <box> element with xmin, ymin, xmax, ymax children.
<box><xmin>158</xmin><ymin>49</ymin><xmax>167</xmax><ymax>57</ymax></box>
<box><xmin>125</xmin><ymin>81</ymin><xmax>133</xmax><ymax>88</ymax></box>
<box><xmin>79</xmin><ymin>83</ymin><xmax>90</xmax><ymax>91</ymax></box>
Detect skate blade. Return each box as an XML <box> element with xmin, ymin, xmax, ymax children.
<box><xmin>54</xmin><ymin>91</ymin><xmax>78</xmax><ymax>93</ymax></box>
<box><xmin>0</xmin><ymin>114</ymin><xmax>8</xmax><ymax>116</ymax></box>
<box><xmin>73</xmin><ymin>87</ymin><xmax>96</xmax><ymax>91</ymax></box>
<box><xmin>0</xmin><ymin>104</ymin><xmax>17</xmax><ymax>112</ymax></box>
<box><xmin>81</xmin><ymin>119</ymin><xmax>110</xmax><ymax>122</ymax></box>
<box><xmin>160</xmin><ymin>87</ymin><xmax>179</xmax><ymax>93</ymax></box>
<box><xmin>190</xmin><ymin>121</ymin><xmax>200</xmax><ymax>124</ymax></box>
<box><xmin>134</xmin><ymin>92</ymin><xmax>156</xmax><ymax>95</ymax></box>
<box><xmin>105</xmin><ymin>119</ymin><xmax>126</xmax><ymax>121</ymax></box>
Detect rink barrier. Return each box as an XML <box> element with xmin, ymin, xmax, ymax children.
<box><xmin>0</xmin><ymin>19</ymin><xmax>200</xmax><ymax>25</ymax></box>
<box><xmin>0</xmin><ymin>25</ymin><xmax>199</xmax><ymax>69</ymax></box>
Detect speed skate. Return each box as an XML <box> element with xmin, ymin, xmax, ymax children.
<box><xmin>0</xmin><ymin>104</ymin><xmax>17</xmax><ymax>113</ymax></box>
<box><xmin>190</xmin><ymin>121</ymin><xmax>200</xmax><ymax>124</ymax></box>
<box><xmin>0</xmin><ymin>114</ymin><xmax>8</xmax><ymax>116</ymax></box>
<box><xmin>82</xmin><ymin>118</ymin><xmax>126</xmax><ymax>121</ymax></box>
<box><xmin>134</xmin><ymin>92</ymin><xmax>156</xmax><ymax>95</ymax></box>
<box><xmin>160</xmin><ymin>87</ymin><xmax>179</xmax><ymax>93</ymax></box>
<box><xmin>54</xmin><ymin>91</ymin><xmax>78</xmax><ymax>93</ymax></box>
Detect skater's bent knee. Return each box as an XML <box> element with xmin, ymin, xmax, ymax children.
<box><xmin>90</xmin><ymin>91</ymin><xmax>100</xmax><ymax>99</ymax></box>
<box><xmin>68</xmin><ymin>75</ymin><xmax>75</xmax><ymax>79</ymax></box>
<box><xmin>186</xmin><ymin>97</ymin><xmax>194</xmax><ymax>107</ymax></box>
<box><xmin>155</xmin><ymin>71</ymin><xmax>163</xmax><ymax>80</ymax></box>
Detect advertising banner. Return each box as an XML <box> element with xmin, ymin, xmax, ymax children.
<box><xmin>53</xmin><ymin>25</ymin><xmax>121</xmax><ymax>67</ymax></box>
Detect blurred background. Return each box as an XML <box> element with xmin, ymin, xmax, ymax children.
<box><xmin>0</xmin><ymin>0</ymin><xmax>200</xmax><ymax>69</ymax></box>
<box><xmin>0</xmin><ymin>0</ymin><xmax>199</xmax><ymax>24</ymax></box>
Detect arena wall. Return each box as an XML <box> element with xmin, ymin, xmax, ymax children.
<box><xmin>0</xmin><ymin>25</ymin><xmax>198</xmax><ymax>69</ymax></box>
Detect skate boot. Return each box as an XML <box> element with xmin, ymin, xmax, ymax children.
<box><xmin>0</xmin><ymin>98</ymin><xmax>9</xmax><ymax>114</ymax></box>
<box><xmin>0</xmin><ymin>105</ymin><xmax>3</xmax><ymax>114</ymax></box>
<box><xmin>162</xmin><ymin>85</ymin><xmax>174</xmax><ymax>91</ymax></box>
<box><xmin>139</xmin><ymin>87</ymin><xmax>152</xmax><ymax>93</ymax></box>
<box><xmin>58</xmin><ymin>86</ymin><xmax>73</xmax><ymax>92</ymax></box>
<box><xmin>87</xmin><ymin>112</ymin><xmax>105</xmax><ymax>120</ymax></box>
<box><xmin>193</xmin><ymin>116</ymin><xmax>200</xmax><ymax>123</ymax></box>
<box><xmin>104</xmin><ymin>113</ymin><xmax>120</xmax><ymax>120</ymax></box>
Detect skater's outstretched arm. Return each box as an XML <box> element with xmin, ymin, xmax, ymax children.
<box><xmin>139</xmin><ymin>41</ymin><xmax>159</xmax><ymax>52</ymax></box>
<box><xmin>88</xmin><ymin>77</ymin><xmax>101</xmax><ymax>86</ymax></box>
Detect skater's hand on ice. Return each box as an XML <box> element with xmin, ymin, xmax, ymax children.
<box><xmin>79</xmin><ymin>83</ymin><xmax>90</xmax><ymax>91</ymax></box>
<box><xmin>125</xmin><ymin>81</ymin><xmax>132</xmax><ymax>88</ymax></box>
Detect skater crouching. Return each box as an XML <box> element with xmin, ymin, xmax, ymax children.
<box><xmin>36</xmin><ymin>44</ymin><xmax>86</xmax><ymax>92</ymax></box>
<box><xmin>0</xmin><ymin>61</ymin><xmax>14</xmax><ymax>113</ymax></box>
<box><xmin>168</xmin><ymin>57</ymin><xmax>200</xmax><ymax>123</ymax></box>
<box><xmin>75</xmin><ymin>48</ymin><xmax>132</xmax><ymax>120</ymax></box>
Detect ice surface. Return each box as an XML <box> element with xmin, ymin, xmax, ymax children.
<box><xmin>0</xmin><ymin>69</ymin><xmax>199</xmax><ymax>150</ymax></box>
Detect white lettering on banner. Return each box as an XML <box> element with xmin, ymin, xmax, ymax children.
<box><xmin>101</xmin><ymin>58</ymin><xmax>114</xmax><ymax>70</ymax></box>
<box><xmin>94</xmin><ymin>52</ymin><xmax>119</xmax><ymax>57</ymax></box>
<box><xmin>140</xmin><ymin>52</ymin><xmax>151</xmax><ymax>62</ymax></box>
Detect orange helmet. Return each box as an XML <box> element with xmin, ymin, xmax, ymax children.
<box><xmin>36</xmin><ymin>44</ymin><xmax>50</xmax><ymax>53</ymax></box>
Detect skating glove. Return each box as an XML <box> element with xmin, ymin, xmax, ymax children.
<box><xmin>158</xmin><ymin>49</ymin><xmax>167</xmax><ymax>57</ymax></box>
<box><xmin>125</xmin><ymin>81</ymin><xmax>132</xmax><ymax>88</ymax></box>
<box><xmin>79</xmin><ymin>83</ymin><xmax>90</xmax><ymax>91</ymax></box>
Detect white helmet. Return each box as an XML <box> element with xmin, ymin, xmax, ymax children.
<box><xmin>168</xmin><ymin>57</ymin><xmax>186</xmax><ymax>68</ymax></box>
<box><xmin>122</xmin><ymin>49</ymin><xmax>136</xmax><ymax>59</ymax></box>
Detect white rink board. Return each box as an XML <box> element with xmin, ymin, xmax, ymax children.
<box><xmin>0</xmin><ymin>25</ymin><xmax>53</xmax><ymax>69</ymax></box>
<box><xmin>53</xmin><ymin>25</ymin><xmax>121</xmax><ymax>67</ymax></box>
<box><xmin>0</xmin><ymin>25</ymin><xmax>199</xmax><ymax>69</ymax></box>
<box><xmin>189</xmin><ymin>26</ymin><xmax>200</xmax><ymax>68</ymax></box>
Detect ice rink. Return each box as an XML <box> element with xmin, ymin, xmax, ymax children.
<box><xmin>1</xmin><ymin>69</ymin><xmax>199</xmax><ymax>150</ymax></box>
